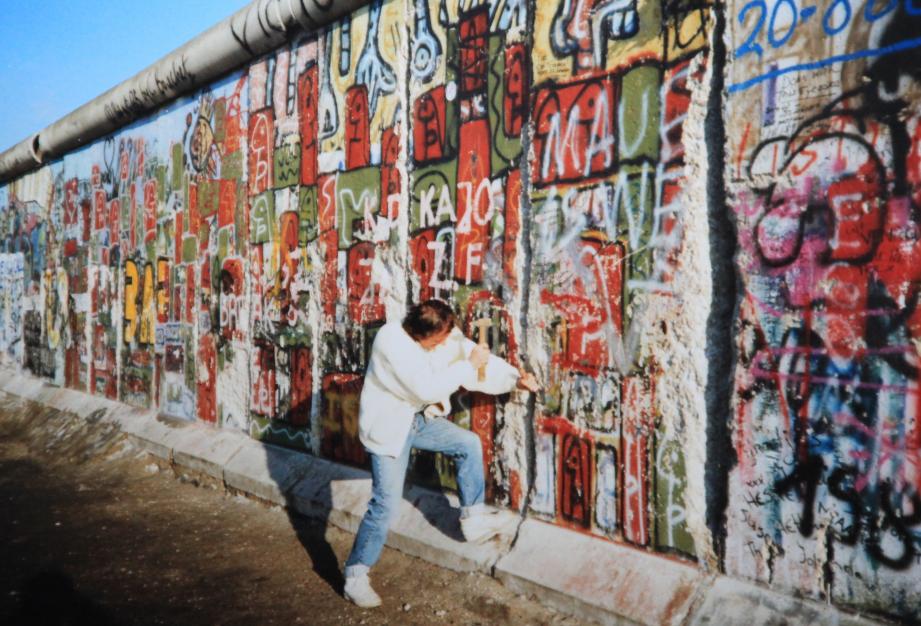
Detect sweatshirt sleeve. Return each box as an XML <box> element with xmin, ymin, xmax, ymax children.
<box><xmin>458</xmin><ymin>336</ymin><xmax>521</xmax><ymax>395</ymax></box>
<box><xmin>374</xmin><ymin>327</ymin><xmax>477</xmax><ymax>404</ymax></box>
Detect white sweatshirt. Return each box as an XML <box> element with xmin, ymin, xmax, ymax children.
<box><xmin>358</xmin><ymin>321</ymin><xmax>520</xmax><ymax>457</ymax></box>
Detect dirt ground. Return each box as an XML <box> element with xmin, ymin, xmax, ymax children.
<box><xmin>0</xmin><ymin>391</ymin><xmax>588</xmax><ymax>626</ymax></box>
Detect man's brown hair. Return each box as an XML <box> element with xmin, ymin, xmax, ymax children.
<box><xmin>402</xmin><ymin>299</ymin><xmax>457</xmax><ymax>340</ymax></box>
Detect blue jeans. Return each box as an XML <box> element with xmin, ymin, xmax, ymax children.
<box><xmin>344</xmin><ymin>413</ymin><xmax>486</xmax><ymax>576</ymax></box>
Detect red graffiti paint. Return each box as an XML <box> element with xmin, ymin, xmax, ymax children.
<box><xmin>541</xmin><ymin>291</ymin><xmax>606</xmax><ymax>376</ymax></box>
<box><xmin>657</xmin><ymin>180</ymin><xmax>683</xmax><ymax>285</ymax></box>
<box><xmin>538</xmin><ymin>416</ymin><xmax>594</xmax><ymax>530</ymax></box>
<box><xmin>532</xmin><ymin>77</ymin><xmax>618</xmax><ymax>186</ymax></box>
<box><xmin>289</xmin><ymin>347</ymin><xmax>312</xmax><ymax>427</ymax></box>
<box><xmin>298</xmin><ymin>65</ymin><xmax>319</xmax><ymax>186</ymax></box>
<box><xmin>790</xmin><ymin>143</ymin><xmax>819</xmax><ymax>177</ymax></box>
<box><xmin>826</xmin><ymin>173</ymin><xmax>883</xmax><ymax>262</ymax></box>
<box><xmin>248</xmin><ymin>107</ymin><xmax>274</xmax><ymax>195</ymax></box>
<box><xmin>321</xmin><ymin>373</ymin><xmax>367</xmax><ymax>466</ymax></box>
<box><xmin>135</xmin><ymin>138</ymin><xmax>145</xmax><ymax>174</ymax></box>
<box><xmin>249</xmin><ymin>245</ymin><xmax>265</xmax><ymax>331</ymax></box>
<box><xmin>455</xmin><ymin>118</ymin><xmax>492</xmax><ymax>285</ymax></box>
<box><xmin>200</xmin><ymin>252</ymin><xmax>212</xmax><ymax>296</ymax></box>
<box><xmin>413</xmin><ymin>86</ymin><xmax>447</xmax><ymax>164</ymax></box>
<box><xmin>663</xmin><ymin>61</ymin><xmax>692</xmax><ymax>165</ymax></box>
<box><xmin>470</xmin><ymin>391</ymin><xmax>496</xmax><ymax>496</ymax></box>
<box><xmin>223</xmin><ymin>75</ymin><xmax>246</xmax><ymax>154</ymax></box>
<box><xmin>504</xmin><ymin>44</ymin><xmax>528</xmax><ymax>136</ymax></box>
<box><xmin>504</xmin><ymin>170</ymin><xmax>522</xmax><ymax>292</ymax></box>
<box><xmin>173</xmin><ymin>212</ymin><xmax>183</xmax><ymax>265</ymax></box>
<box><xmin>411</xmin><ymin>228</ymin><xmax>437</xmax><ymax>302</ymax></box>
<box><xmin>381</xmin><ymin>125</ymin><xmax>401</xmax><ymax>219</ymax></box>
<box><xmin>184</xmin><ymin>265</ymin><xmax>195</xmax><ymax>325</ymax></box>
<box><xmin>119</xmin><ymin>147</ymin><xmax>130</xmax><ymax>181</ymax></box>
<box><xmin>156</xmin><ymin>259</ymin><xmax>170</xmax><ymax>325</ymax></box>
<box><xmin>509</xmin><ymin>470</ymin><xmax>523</xmax><ymax>510</ymax></box>
<box><xmin>94</xmin><ymin>189</ymin><xmax>106</xmax><ymax>231</ymax></box>
<box><xmin>187</xmin><ymin>181</ymin><xmax>200</xmax><ymax>235</ymax></box>
<box><xmin>588</xmin><ymin>239</ymin><xmax>625</xmax><ymax>335</ymax></box>
<box><xmin>220</xmin><ymin>258</ymin><xmax>245</xmax><ymax>341</ymax></box>
<box><xmin>347</xmin><ymin>241</ymin><xmax>385</xmax><ymax>325</ymax></box>
<box><xmin>64</xmin><ymin>178</ymin><xmax>79</xmax><ymax>229</ymax></box>
<box><xmin>318</xmin><ymin>174</ymin><xmax>338</xmax><ymax>321</ymax></box>
<box><xmin>144</xmin><ymin>179</ymin><xmax>157</xmax><ymax>244</ymax></box>
<box><xmin>65</xmin><ymin>344</ymin><xmax>82</xmax><ymax>390</ymax></box>
<box><xmin>109</xmin><ymin>198</ymin><xmax>120</xmax><ymax>242</ymax></box>
<box><xmin>278</xmin><ymin>211</ymin><xmax>300</xmax><ymax>298</ymax></box>
<box><xmin>218</xmin><ymin>179</ymin><xmax>237</xmax><ymax>228</ymax></box>
<box><xmin>822</xmin><ymin>264</ymin><xmax>869</xmax><ymax>360</ymax></box>
<box><xmin>129</xmin><ymin>182</ymin><xmax>138</xmax><ymax>251</ymax></box>
<box><xmin>197</xmin><ymin>334</ymin><xmax>217</xmax><ymax>423</ymax></box>
<box><xmin>559</xmin><ymin>432</ymin><xmax>593</xmax><ymax>528</ymax></box>
<box><xmin>345</xmin><ymin>86</ymin><xmax>371</xmax><ymax>170</ymax></box>
<box><xmin>80</xmin><ymin>197</ymin><xmax>92</xmax><ymax>243</ymax></box>
<box><xmin>252</xmin><ymin>342</ymin><xmax>277</xmax><ymax>417</ymax></box>
<box><xmin>458</xmin><ymin>6</ymin><xmax>489</xmax><ymax>96</ymax></box>
<box><xmin>622</xmin><ymin>376</ymin><xmax>653</xmax><ymax>545</ymax></box>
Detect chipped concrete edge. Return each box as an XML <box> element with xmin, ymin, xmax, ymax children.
<box><xmin>0</xmin><ymin>367</ymin><xmax>891</xmax><ymax>626</ymax></box>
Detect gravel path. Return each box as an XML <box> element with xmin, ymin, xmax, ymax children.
<box><xmin>0</xmin><ymin>391</ymin><xmax>588</xmax><ymax>626</ymax></box>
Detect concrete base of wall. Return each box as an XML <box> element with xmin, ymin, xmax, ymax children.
<box><xmin>0</xmin><ymin>367</ymin><xmax>889</xmax><ymax>626</ymax></box>
<box><xmin>687</xmin><ymin>577</ymin><xmax>879</xmax><ymax>626</ymax></box>
<box><xmin>495</xmin><ymin>519</ymin><xmax>705</xmax><ymax>625</ymax></box>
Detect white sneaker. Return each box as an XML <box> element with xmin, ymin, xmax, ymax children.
<box><xmin>343</xmin><ymin>574</ymin><xmax>382</xmax><ymax>608</ymax></box>
<box><xmin>461</xmin><ymin>510</ymin><xmax>513</xmax><ymax>543</ymax></box>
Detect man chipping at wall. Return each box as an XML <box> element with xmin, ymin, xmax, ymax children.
<box><xmin>342</xmin><ymin>299</ymin><xmax>540</xmax><ymax>608</ymax></box>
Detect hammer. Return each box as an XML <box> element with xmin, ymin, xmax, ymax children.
<box><xmin>472</xmin><ymin>317</ymin><xmax>492</xmax><ymax>382</ymax></box>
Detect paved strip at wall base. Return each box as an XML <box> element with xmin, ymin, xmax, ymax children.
<box><xmin>687</xmin><ymin>578</ymin><xmax>879</xmax><ymax>626</ymax></box>
<box><xmin>223</xmin><ymin>438</ymin><xmax>316</xmax><ymax>505</ymax></box>
<box><xmin>496</xmin><ymin>518</ymin><xmax>705</xmax><ymax>625</ymax></box>
<box><xmin>0</xmin><ymin>366</ymin><xmax>887</xmax><ymax>626</ymax></box>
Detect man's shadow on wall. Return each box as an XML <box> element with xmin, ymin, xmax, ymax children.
<box><xmin>266</xmin><ymin>442</ymin><xmax>463</xmax><ymax>594</ymax></box>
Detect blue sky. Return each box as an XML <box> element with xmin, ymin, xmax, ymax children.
<box><xmin>0</xmin><ymin>0</ymin><xmax>252</xmax><ymax>152</ymax></box>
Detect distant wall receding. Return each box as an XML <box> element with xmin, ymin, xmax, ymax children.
<box><xmin>2</xmin><ymin>0</ymin><xmax>921</xmax><ymax>621</ymax></box>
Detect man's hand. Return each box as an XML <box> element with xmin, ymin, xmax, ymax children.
<box><xmin>516</xmin><ymin>368</ymin><xmax>541</xmax><ymax>392</ymax></box>
<box><xmin>469</xmin><ymin>345</ymin><xmax>489</xmax><ymax>369</ymax></box>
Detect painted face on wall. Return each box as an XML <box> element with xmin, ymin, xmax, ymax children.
<box><xmin>189</xmin><ymin>112</ymin><xmax>215</xmax><ymax>173</ymax></box>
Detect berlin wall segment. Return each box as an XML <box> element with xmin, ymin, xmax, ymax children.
<box><xmin>727</xmin><ymin>0</ymin><xmax>921</xmax><ymax>619</ymax></box>
<box><xmin>1</xmin><ymin>0</ymin><xmax>916</xmax><ymax>622</ymax></box>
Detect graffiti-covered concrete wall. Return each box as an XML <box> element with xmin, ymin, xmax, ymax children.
<box><xmin>0</xmin><ymin>0</ymin><xmax>714</xmax><ymax>558</ymax></box>
<box><xmin>2</xmin><ymin>0</ymin><xmax>920</xmax><ymax>621</ymax></box>
<box><xmin>726</xmin><ymin>0</ymin><xmax>921</xmax><ymax>618</ymax></box>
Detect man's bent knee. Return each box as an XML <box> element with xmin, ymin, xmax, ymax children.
<box><xmin>458</xmin><ymin>430</ymin><xmax>483</xmax><ymax>459</ymax></box>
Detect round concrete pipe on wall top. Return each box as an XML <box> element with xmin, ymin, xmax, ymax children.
<box><xmin>0</xmin><ymin>0</ymin><xmax>374</xmax><ymax>184</ymax></box>
<box><xmin>0</xmin><ymin>135</ymin><xmax>42</xmax><ymax>185</ymax></box>
<box><xmin>29</xmin><ymin>134</ymin><xmax>43</xmax><ymax>165</ymax></box>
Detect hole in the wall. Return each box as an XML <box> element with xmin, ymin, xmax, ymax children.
<box><xmin>30</xmin><ymin>134</ymin><xmax>44</xmax><ymax>164</ymax></box>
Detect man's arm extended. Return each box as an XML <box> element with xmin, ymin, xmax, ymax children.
<box><xmin>455</xmin><ymin>334</ymin><xmax>521</xmax><ymax>395</ymax></box>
